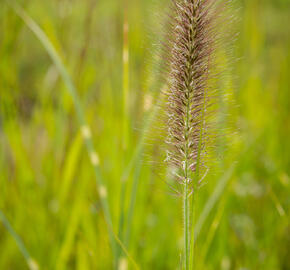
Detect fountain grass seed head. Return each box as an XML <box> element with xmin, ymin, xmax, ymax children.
<box><xmin>161</xmin><ymin>0</ymin><xmax>236</xmax><ymax>268</ymax></box>
<box><xmin>164</xmin><ymin>0</ymin><xmax>234</xmax><ymax>193</ymax></box>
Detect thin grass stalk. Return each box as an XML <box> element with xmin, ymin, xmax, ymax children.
<box><xmin>194</xmin><ymin>163</ymin><xmax>236</xmax><ymax>240</ymax></box>
<box><xmin>190</xmin><ymin>55</ymin><xmax>208</xmax><ymax>267</ymax></box>
<box><xmin>89</xmin><ymin>205</ymin><xmax>140</xmax><ymax>270</ymax></box>
<box><xmin>74</xmin><ymin>0</ymin><xmax>96</xmax><ymax>86</ymax></box>
<box><xmin>122</xmin><ymin>96</ymin><xmax>160</xmax><ymax>181</ymax></box>
<box><xmin>183</xmin><ymin>179</ymin><xmax>190</xmax><ymax>270</ymax></box>
<box><xmin>122</xmin><ymin>0</ymin><xmax>130</xmax><ymax>150</ymax></box>
<box><xmin>199</xmin><ymin>198</ymin><xmax>226</xmax><ymax>268</ymax></box>
<box><xmin>124</xmin><ymin>159</ymin><xmax>142</xmax><ymax>246</ymax></box>
<box><xmin>0</xmin><ymin>210</ymin><xmax>39</xmax><ymax>270</ymax></box>
<box><xmin>194</xmin><ymin>134</ymin><xmax>257</xmax><ymax>241</ymax></box>
<box><xmin>122</xmin><ymin>94</ymin><xmax>161</xmax><ymax>250</ymax></box>
<box><xmin>183</xmin><ymin>72</ymin><xmax>191</xmax><ymax>269</ymax></box>
<box><xmin>117</xmin><ymin>1</ymin><xmax>130</xmax><ymax>268</ymax></box>
<box><xmin>6</xmin><ymin>1</ymin><xmax>118</xmax><ymax>266</ymax></box>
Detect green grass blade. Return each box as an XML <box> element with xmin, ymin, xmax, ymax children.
<box><xmin>194</xmin><ymin>163</ymin><xmax>237</xmax><ymax>240</ymax></box>
<box><xmin>6</xmin><ymin>0</ymin><xmax>117</xmax><ymax>265</ymax></box>
<box><xmin>90</xmin><ymin>205</ymin><xmax>140</xmax><ymax>270</ymax></box>
<box><xmin>121</xmin><ymin>97</ymin><xmax>160</xmax><ymax>183</ymax></box>
<box><xmin>0</xmin><ymin>210</ymin><xmax>39</xmax><ymax>270</ymax></box>
<box><xmin>198</xmin><ymin>199</ymin><xmax>226</xmax><ymax>269</ymax></box>
<box><xmin>59</xmin><ymin>132</ymin><xmax>83</xmax><ymax>205</ymax></box>
<box><xmin>124</xmin><ymin>159</ymin><xmax>141</xmax><ymax>246</ymax></box>
<box><xmin>117</xmin><ymin>3</ymin><xmax>130</xmax><ymax>266</ymax></box>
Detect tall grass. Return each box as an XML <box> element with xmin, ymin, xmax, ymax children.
<box><xmin>163</xmin><ymin>0</ymin><xmax>233</xmax><ymax>268</ymax></box>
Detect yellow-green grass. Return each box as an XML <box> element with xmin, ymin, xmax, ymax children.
<box><xmin>0</xmin><ymin>0</ymin><xmax>289</xmax><ymax>269</ymax></box>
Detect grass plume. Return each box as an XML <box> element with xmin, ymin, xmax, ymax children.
<box><xmin>163</xmin><ymin>0</ymin><xmax>233</xmax><ymax>268</ymax></box>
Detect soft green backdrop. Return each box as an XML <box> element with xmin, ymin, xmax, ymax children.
<box><xmin>0</xmin><ymin>0</ymin><xmax>289</xmax><ymax>269</ymax></box>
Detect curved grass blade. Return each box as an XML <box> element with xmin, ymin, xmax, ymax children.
<box><xmin>0</xmin><ymin>210</ymin><xmax>39</xmax><ymax>270</ymax></box>
<box><xmin>6</xmin><ymin>0</ymin><xmax>118</xmax><ymax>265</ymax></box>
<box><xmin>90</xmin><ymin>205</ymin><xmax>140</xmax><ymax>270</ymax></box>
<box><xmin>194</xmin><ymin>163</ymin><xmax>237</xmax><ymax>240</ymax></box>
<box><xmin>110</xmin><ymin>228</ymin><xmax>140</xmax><ymax>270</ymax></box>
<box><xmin>121</xmin><ymin>98</ymin><xmax>160</xmax><ymax>183</ymax></box>
<box><xmin>117</xmin><ymin>2</ymin><xmax>130</xmax><ymax>265</ymax></box>
<box><xmin>121</xmin><ymin>94</ymin><xmax>160</xmax><ymax>258</ymax></box>
<box><xmin>124</xmin><ymin>159</ymin><xmax>141</xmax><ymax>246</ymax></box>
<box><xmin>199</xmin><ymin>198</ymin><xmax>226</xmax><ymax>268</ymax></box>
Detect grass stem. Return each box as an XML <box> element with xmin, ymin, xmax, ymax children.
<box><xmin>0</xmin><ymin>210</ymin><xmax>39</xmax><ymax>270</ymax></box>
<box><xmin>183</xmin><ymin>181</ymin><xmax>190</xmax><ymax>270</ymax></box>
<box><xmin>117</xmin><ymin>1</ymin><xmax>130</xmax><ymax>267</ymax></box>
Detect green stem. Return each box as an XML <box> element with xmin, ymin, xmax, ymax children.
<box><xmin>183</xmin><ymin>69</ymin><xmax>191</xmax><ymax>270</ymax></box>
<box><xmin>117</xmin><ymin>2</ymin><xmax>129</xmax><ymax>267</ymax></box>
<box><xmin>0</xmin><ymin>210</ymin><xmax>30</xmax><ymax>259</ymax></box>
<box><xmin>190</xmin><ymin>191</ymin><xmax>196</xmax><ymax>269</ymax></box>
<box><xmin>0</xmin><ymin>210</ymin><xmax>38</xmax><ymax>270</ymax></box>
<box><xmin>194</xmin><ymin>164</ymin><xmax>236</xmax><ymax>240</ymax></box>
<box><xmin>125</xmin><ymin>159</ymin><xmax>141</xmax><ymax>246</ymax></box>
<box><xmin>183</xmin><ymin>180</ymin><xmax>190</xmax><ymax>270</ymax></box>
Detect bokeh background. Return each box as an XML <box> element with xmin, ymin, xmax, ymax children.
<box><xmin>0</xmin><ymin>0</ymin><xmax>289</xmax><ymax>269</ymax></box>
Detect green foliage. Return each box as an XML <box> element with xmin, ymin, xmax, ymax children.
<box><xmin>0</xmin><ymin>0</ymin><xmax>289</xmax><ymax>269</ymax></box>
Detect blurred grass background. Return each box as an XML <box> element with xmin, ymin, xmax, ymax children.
<box><xmin>0</xmin><ymin>0</ymin><xmax>289</xmax><ymax>269</ymax></box>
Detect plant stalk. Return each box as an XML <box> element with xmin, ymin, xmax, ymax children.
<box><xmin>183</xmin><ymin>61</ymin><xmax>191</xmax><ymax>269</ymax></box>
<box><xmin>117</xmin><ymin>1</ymin><xmax>130</xmax><ymax>267</ymax></box>
<box><xmin>183</xmin><ymin>180</ymin><xmax>190</xmax><ymax>270</ymax></box>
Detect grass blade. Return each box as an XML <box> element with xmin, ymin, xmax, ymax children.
<box><xmin>6</xmin><ymin>0</ymin><xmax>117</xmax><ymax>266</ymax></box>
<box><xmin>0</xmin><ymin>210</ymin><xmax>39</xmax><ymax>270</ymax></box>
<box><xmin>194</xmin><ymin>163</ymin><xmax>237</xmax><ymax>240</ymax></box>
<box><xmin>117</xmin><ymin>2</ymin><xmax>130</xmax><ymax>266</ymax></box>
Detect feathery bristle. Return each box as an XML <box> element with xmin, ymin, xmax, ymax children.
<box><xmin>164</xmin><ymin>0</ymin><xmax>229</xmax><ymax>190</ymax></box>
